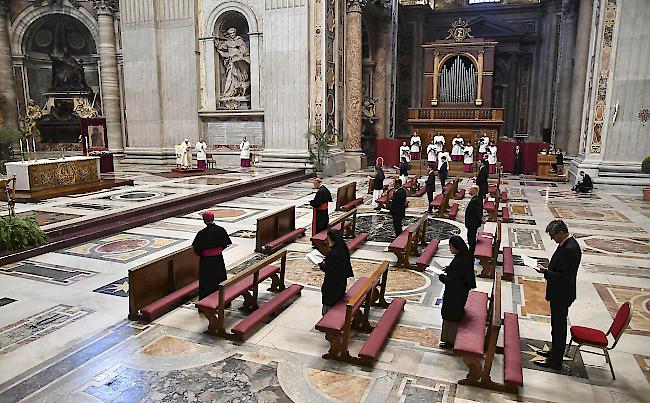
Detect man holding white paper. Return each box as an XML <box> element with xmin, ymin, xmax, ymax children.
<box><xmin>534</xmin><ymin>220</ymin><xmax>581</xmax><ymax>370</ymax></box>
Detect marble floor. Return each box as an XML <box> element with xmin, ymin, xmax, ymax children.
<box><xmin>0</xmin><ymin>165</ymin><xmax>649</xmax><ymax>403</ymax></box>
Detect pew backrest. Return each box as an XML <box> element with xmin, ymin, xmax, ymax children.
<box><xmin>336</xmin><ymin>182</ymin><xmax>358</xmax><ymax>210</ymax></box>
<box><xmin>255</xmin><ymin>206</ymin><xmax>296</xmax><ymax>252</ymax></box>
<box><xmin>128</xmin><ymin>246</ymin><xmax>199</xmax><ymax>319</ymax></box>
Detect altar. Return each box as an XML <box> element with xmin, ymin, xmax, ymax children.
<box><xmin>2</xmin><ymin>157</ymin><xmax>131</xmax><ymax>202</ymax></box>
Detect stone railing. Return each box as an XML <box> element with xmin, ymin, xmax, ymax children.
<box><xmin>408</xmin><ymin>108</ymin><xmax>504</xmax><ymax>122</ymax></box>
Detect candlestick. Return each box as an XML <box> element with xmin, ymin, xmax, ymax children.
<box><xmin>19</xmin><ymin>139</ymin><xmax>23</xmax><ymax>153</ymax></box>
<box><xmin>32</xmin><ymin>138</ymin><xmax>36</xmax><ymax>152</ymax></box>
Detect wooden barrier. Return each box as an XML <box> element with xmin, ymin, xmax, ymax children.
<box><xmin>128</xmin><ymin>246</ymin><xmax>199</xmax><ymax>322</ymax></box>
<box><xmin>255</xmin><ymin>206</ymin><xmax>306</xmax><ymax>253</ymax></box>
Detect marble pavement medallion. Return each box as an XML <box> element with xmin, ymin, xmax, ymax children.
<box><xmin>254</xmin><ymin>189</ymin><xmax>315</xmax><ymax>200</ymax></box>
<box><xmin>634</xmin><ymin>354</ymin><xmax>650</xmax><ymax>385</ymax></box>
<box><xmin>548</xmin><ymin>206</ymin><xmax>631</xmax><ymax>223</ymax></box>
<box><xmin>82</xmin><ymin>358</ymin><xmax>290</xmax><ymax>402</ymax></box>
<box><xmin>516</xmin><ymin>276</ymin><xmax>550</xmax><ymax>320</ymax></box>
<box><xmin>508</xmin><ymin>228</ymin><xmax>545</xmax><ymax>250</ymax></box>
<box><xmin>355</xmin><ymin>214</ymin><xmax>461</xmax><ymax>243</ymax></box>
<box><xmin>0</xmin><ymin>304</ymin><xmax>93</xmax><ymax>356</ymax></box>
<box><xmin>100</xmin><ymin>190</ymin><xmax>175</xmax><ymax>203</ymax></box>
<box><xmin>55</xmin><ymin>202</ymin><xmax>116</xmax><ymax>211</ymax></box>
<box><xmin>567</xmin><ymin>222</ymin><xmax>647</xmax><ymax>235</ymax></box>
<box><xmin>305</xmin><ymin>368</ymin><xmax>371</xmax><ymax>403</ymax></box>
<box><xmin>183</xmin><ymin>206</ymin><xmax>266</xmax><ymax>223</ymax></box>
<box><xmin>284</xmin><ymin>257</ymin><xmax>428</xmax><ymax>294</ymax></box>
<box><xmin>509</xmin><ymin>204</ymin><xmax>532</xmax><ymax>216</ymax></box>
<box><xmin>143</xmin><ymin>221</ymin><xmax>205</xmax><ymax>233</ymax></box>
<box><xmin>0</xmin><ymin>261</ymin><xmax>96</xmax><ymax>285</ymax></box>
<box><xmin>60</xmin><ymin>233</ymin><xmax>186</xmax><ymax>263</ymax></box>
<box><xmin>179</xmin><ymin>177</ymin><xmax>233</xmax><ymax>186</ymax></box>
<box><xmin>15</xmin><ymin>210</ymin><xmax>83</xmax><ymax>226</ymax></box>
<box><xmin>505</xmin><ymin>187</ymin><xmax>526</xmax><ymax>198</ymax></box>
<box><xmin>593</xmin><ymin>283</ymin><xmax>650</xmax><ymax>336</ymax></box>
<box><xmin>575</xmin><ymin>233</ymin><xmax>650</xmax><ymax>259</ymax></box>
<box><xmin>541</xmin><ymin>189</ymin><xmax>601</xmax><ymax>200</ymax></box>
<box><xmin>582</xmin><ymin>263</ymin><xmax>650</xmax><ymax>279</ymax></box>
<box><xmin>388</xmin><ymin>375</ymin><xmax>456</xmax><ymax>403</ymax></box>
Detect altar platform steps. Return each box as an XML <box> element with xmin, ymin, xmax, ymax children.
<box><xmin>0</xmin><ymin>168</ymin><xmax>311</xmax><ymax>266</ymax></box>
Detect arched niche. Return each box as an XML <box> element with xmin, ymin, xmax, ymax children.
<box><xmin>214</xmin><ymin>11</ymin><xmax>250</xmax><ymax>110</ymax></box>
<box><xmin>203</xmin><ymin>3</ymin><xmax>261</xmax><ymax>111</ymax></box>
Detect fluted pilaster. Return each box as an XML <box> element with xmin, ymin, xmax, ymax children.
<box><xmin>0</xmin><ymin>1</ymin><xmax>17</xmax><ymax>125</ymax></box>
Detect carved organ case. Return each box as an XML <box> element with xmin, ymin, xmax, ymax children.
<box><xmin>408</xmin><ymin>19</ymin><xmax>503</xmax><ymax>154</ymax></box>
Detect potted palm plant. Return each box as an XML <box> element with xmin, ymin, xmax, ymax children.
<box><xmin>642</xmin><ymin>156</ymin><xmax>650</xmax><ymax>202</ymax></box>
<box><xmin>304</xmin><ymin>127</ymin><xmax>333</xmax><ymax>176</ymax></box>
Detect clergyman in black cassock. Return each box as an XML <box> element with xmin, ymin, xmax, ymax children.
<box><xmin>425</xmin><ymin>168</ymin><xmax>436</xmax><ymax>213</ymax></box>
<box><xmin>318</xmin><ymin>230</ymin><xmax>354</xmax><ymax>314</ymax></box>
<box><xmin>535</xmin><ymin>220</ymin><xmax>581</xmax><ymax>370</ymax></box>
<box><xmin>514</xmin><ymin>145</ymin><xmax>523</xmax><ymax>175</ymax></box>
<box><xmin>464</xmin><ymin>185</ymin><xmax>483</xmax><ymax>256</ymax></box>
<box><xmin>310</xmin><ymin>178</ymin><xmax>333</xmax><ymax>236</ymax></box>
<box><xmin>476</xmin><ymin>159</ymin><xmax>489</xmax><ymax>199</ymax></box>
<box><xmin>192</xmin><ymin>211</ymin><xmax>233</xmax><ymax>299</ymax></box>
<box><xmin>390</xmin><ymin>179</ymin><xmax>407</xmax><ymax>237</ymax></box>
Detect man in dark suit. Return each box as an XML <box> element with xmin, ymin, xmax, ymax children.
<box><xmin>438</xmin><ymin>156</ymin><xmax>449</xmax><ymax>190</ymax></box>
<box><xmin>572</xmin><ymin>171</ymin><xmax>593</xmax><ymax>193</ymax></box>
<box><xmin>514</xmin><ymin>145</ymin><xmax>523</xmax><ymax>175</ymax></box>
<box><xmin>390</xmin><ymin>179</ymin><xmax>408</xmax><ymax>237</ymax></box>
<box><xmin>535</xmin><ymin>220</ymin><xmax>581</xmax><ymax>370</ymax></box>
<box><xmin>464</xmin><ymin>185</ymin><xmax>483</xmax><ymax>256</ymax></box>
<box><xmin>425</xmin><ymin>167</ymin><xmax>436</xmax><ymax>213</ymax></box>
<box><xmin>476</xmin><ymin>159</ymin><xmax>489</xmax><ymax>199</ymax></box>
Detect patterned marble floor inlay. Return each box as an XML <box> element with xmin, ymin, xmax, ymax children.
<box><xmin>388</xmin><ymin>375</ymin><xmax>456</xmax><ymax>403</ymax></box>
<box><xmin>634</xmin><ymin>354</ymin><xmax>650</xmax><ymax>385</ymax></box>
<box><xmin>549</xmin><ymin>206</ymin><xmax>632</xmax><ymax>223</ymax></box>
<box><xmin>583</xmin><ymin>263</ymin><xmax>650</xmax><ymax>279</ymax></box>
<box><xmin>0</xmin><ymin>261</ymin><xmax>96</xmax><ymax>285</ymax></box>
<box><xmin>15</xmin><ymin>211</ymin><xmax>83</xmax><ymax>226</ymax></box>
<box><xmin>510</xmin><ymin>204</ymin><xmax>533</xmax><ymax>216</ymax></box>
<box><xmin>356</xmin><ymin>214</ymin><xmax>460</xmax><ymax>243</ymax></box>
<box><xmin>100</xmin><ymin>190</ymin><xmax>175</xmax><ymax>203</ymax></box>
<box><xmin>82</xmin><ymin>358</ymin><xmax>290</xmax><ymax>402</ymax></box>
<box><xmin>61</xmin><ymin>233</ymin><xmax>185</xmax><ymax>263</ymax></box>
<box><xmin>0</xmin><ymin>298</ymin><xmax>16</xmax><ymax>307</ymax></box>
<box><xmin>93</xmin><ymin>277</ymin><xmax>129</xmax><ymax>298</ymax></box>
<box><xmin>576</xmin><ymin>234</ymin><xmax>650</xmax><ymax>259</ymax></box>
<box><xmin>140</xmin><ymin>335</ymin><xmax>202</xmax><ymax>356</ymax></box>
<box><xmin>509</xmin><ymin>228</ymin><xmax>545</xmax><ymax>250</ymax></box>
<box><xmin>0</xmin><ymin>305</ymin><xmax>93</xmax><ymax>355</ymax></box>
<box><xmin>230</xmin><ymin>229</ymin><xmax>257</xmax><ymax>239</ymax></box>
<box><xmin>184</xmin><ymin>206</ymin><xmax>266</xmax><ymax>222</ymax></box>
<box><xmin>305</xmin><ymin>368</ymin><xmax>370</xmax><ymax>403</ymax></box>
<box><xmin>284</xmin><ymin>258</ymin><xmax>428</xmax><ymax>294</ymax></box>
<box><xmin>521</xmin><ymin>338</ymin><xmax>588</xmax><ymax>379</ymax></box>
<box><xmin>593</xmin><ymin>283</ymin><xmax>650</xmax><ymax>336</ymax></box>
<box><xmin>56</xmin><ymin>203</ymin><xmax>116</xmax><ymax>211</ymax></box>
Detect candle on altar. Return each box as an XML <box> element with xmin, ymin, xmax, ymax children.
<box><xmin>19</xmin><ymin>139</ymin><xmax>23</xmax><ymax>153</ymax></box>
<box><xmin>32</xmin><ymin>138</ymin><xmax>36</xmax><ymax>152</ymax></box>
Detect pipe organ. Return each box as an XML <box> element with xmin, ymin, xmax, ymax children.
<box><xmin>408</xmin><ymin>19</ymin><xmax>503</xmax><ymax>160</ymax></box>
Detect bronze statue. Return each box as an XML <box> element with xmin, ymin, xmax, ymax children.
<box><xmin>50</xmin><ymin>52</ymin><xmax>90</xmax><ymax>91</ymax></box>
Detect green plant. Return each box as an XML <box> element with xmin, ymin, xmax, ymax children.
<box><xmin>0</xmin><ymin>124</ymin><xmax>21</xmax><ymax>174</ymax></box>
<box><xmin>304</xmin><ymin>127</ymin><xmax>333</xmax><ymax>172</ymax></box>
<box><xmin>642</xmin><ymin>156</ymin><xmax>650</xmax><ymax>175</ymax></box>
<box><xmin>0</xmin><ymin>216</ymin><xmax>47</xmax><ymax>252</ymax></box>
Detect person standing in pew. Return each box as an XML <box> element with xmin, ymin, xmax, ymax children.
<box><xmin>192</xmin><ymin>211</ymin><xmax>233</xmax><ymax>299</ymax></box>
<box><xmin>438</xmin><ymin>236</ymin><xmax>476</xmax><ymax>348</ymax></box>
<box><xmin>370</xmin><ymin>162</ymin><xmax>385</xmax><ymax>211</ymax></box>
<box><xmin>426</xmin><ymin>167</ymin><xmax>436</xmax><ymax>213</ymax></box>
<box><xmin>476</xmin><ymin>158</ymin><xmax>489</xmax><ymax>200</ymax></box>
<box><xmin>318</xmin><ymin>229</ymin><xmax>354</xmax><ymax>315</ymax></box>
<box><xmin>390</xmin><ymin>179</ymin><xmax>407</xmax><ymax>237</ymax></box>
<box><xmin>438</xmin><ymin>156</ymin><xmax>449</xmax><ymax>190</ymax></box>
<box><xmin>310</xmin><ymin>178</ymin><xmax>333</xmax><ymax>236</ymax></box>
<box><xmin>535</xmin><ymin>220</ymin><xmax>582</xmax><ymax>370</ymax></box>
<box><xmin>464</xmin><ymin>185</ymin><xmax>483</xmax><ymax>256</ymax></box>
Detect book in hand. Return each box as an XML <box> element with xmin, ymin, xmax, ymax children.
<box><xmin>306</xmin><ymin>249</ymin><xmax>325</xmax><ymax>265</ymax></box>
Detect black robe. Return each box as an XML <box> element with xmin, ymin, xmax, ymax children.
<box><xmin>319</xmin><ymin>244</ymin><xmax>354</xmax><ymax>306</ymax></box>
<box><xmin>373</xmin><ymin>168</ymin><xmax>385</xmax><ymax>191</ymax></box>
<box><xmin>439</xmin><ymin>162</ymin><xmax>449</xmax><ymax>182</ymax></box>
<box><xmin>399</xmin><ymin>162</ymin><xmax>409</xmax><ymax>177</ymax></box>
<box><xmin>476</xmin><ymin>164</ymin><xmax>489</xmax><ymax>198</ymax></box>
<box><xmin>425</xmin><ymin>170</ymin><xmax>436</xmax><ymax>192</ymax></box>
<box><xmin>514</xmin><ymin>150</ymin><xmax>523</xmax><ymax>175</ymax></box>
<box><xmin>192</xmin><ymin>223</ymin><xmax>232</xmax><ymax>299</ymax></box>
<box><xmin>439</xmin><ymin>253</ymin><xmax>476</xmax><ymax>321</ymax></box>
<box><xmin>464</xmin><ymin>195</ymin><xmax>483</xmax><ymax>231</ymax></box>
<box><xmin>390</xmin><ymin>187</ymin><xmax>407</xmax><ymax>219</ymax></box>
<box><xmin>310</xmin><ymin>185</ymin><xmax>333</xmax><ymax>235</ymax></box>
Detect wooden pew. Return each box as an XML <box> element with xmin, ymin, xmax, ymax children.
<box><xmin>255</xmin><ymin>206</ymin><xmax>307</xmax><ymax>253</ymax></box>
<box><xmin>375</xmin><ymin>187</ymin><xmax>395</xmax><ymax>210</ymax></box>
<box><xmin>430</xmin><ymin>187</ymin><xmax>452</xmax><ymax>218</ymax></box>
<box><xmin>475</xmin><ymin>221</ymin><xmax>502</xmax><ymax>278</ymax></box>
<box><xmin>315</xmin><ymin>261</ymin><xmax>406</xmax><ymax>365</ymax></box>
<box><xmin>484</xmin><ymin>195</ymin><xmax>500</xmax><ymax>222</ymax></box>
<box><xmin>388</xmin><ymin>212</ymin><xmax>428</xmax><ymax>271</ymax></box>
<box><xmin>128</xmin><ymin>246</ymin><xmax>199</xmax><ymax>322</ymax></box>
<box><xmin>455</xmin><ymin>272</ymin><xmax>523</xmax><ymax>393</ymax></box>
<box><xmin>196</xmin><ymin>249</ymin><xmax>303</xmax><ymax>340</ymax></box>
<box><xmin>444</xmin><ymin>177</ymin><xmax>460</xmax><ymax>197</ymax></box>
<box><xmin>502</xmin><ymin>246</ymin><xmax>515</xmax><ymax>281</ymax></box>
<box><xmin>404</xmin><ymin>175</ymin><xmax>420</xmax><ymax>196</ymax></box>
<box><xmin>336</xmin><ymin>182</ymin><xmax>364</xmax><ymax>211</ymax></box>
<box><xmin>311</xmin><ymin>208</ymin><xmax>368</xmax><ymax>254</ymax></box>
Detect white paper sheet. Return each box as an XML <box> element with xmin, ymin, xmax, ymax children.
<box><xmin>520</xmin><ymin>254</ymin><xmax>538</xmax><ymax>268</ymax></box>
<box><xmin>305</xmin><ymin>249</ymin><xmax>325</xmax><ymax>265</ymax></box>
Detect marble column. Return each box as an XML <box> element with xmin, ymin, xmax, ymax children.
<box><xmin>0</xmin><ymin>1</ymin><xmax>17</xmax><ymax>126</ymax></box>
<box><xmin>344</xmin><ymin>0</ymin><xmax>366</xmax><ymax>170</ymax></box>
<box><xmin>94</xmin><ymin>0</ymin><xmax>123</xmax><ymax>152</ymax></box>
<box><xmin>567</xmin><ymin>0</ymin><xmax>593</xmax><ymax>156</ymax></box>
<box><xmin>373</xmin><ymin>22</ymin><xmax>390</xmax><ymax>140</ymax></box>
<box><xmin>555</xmin><ymin>1</ymin><xmax>578</xmax><ymax>151</ymax></box>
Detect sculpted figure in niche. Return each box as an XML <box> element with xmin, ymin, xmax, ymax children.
<box><xmin>215</xmin><ymin>28</ymin><xmax>251</xmax><ymax>99</ymax></box>
<box><xmin>50</xmin><ymin>50</ymin><xmax>90</xmax><ymax>92</ymax></box>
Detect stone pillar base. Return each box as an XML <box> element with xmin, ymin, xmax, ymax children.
<box><xmin>325</xmin><ymin>148</ymin><xmax>346</xmax><ymax>177</ymax></box>
<box><xmin>256</xmin><ymin>150</ymin><xmax>312</xmax><ymax>170</ymax></box>
<box><xmin>345</xmin><ymin>151</ymin><xmax>367</xmax><ymax>172</ymax></box>
<box><xmin>569</xmin><ymin>157</ymin><xmax>650</xmax><ymax>193</ymax></box>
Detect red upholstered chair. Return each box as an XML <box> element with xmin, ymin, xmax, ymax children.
<box><xmin>566</xmin><ymin>302</ymin><xmax>632</xmax><ymax>379</ymax></box>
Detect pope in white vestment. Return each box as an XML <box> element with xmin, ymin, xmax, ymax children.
<box><xmin>180</xmin><ymin>139</ymin><xmax>193</xmax><ymax>169</ymax></box>
<box><xmin>195</xmin><ymin>140</ymin><xmax>207</xmax><ymax>170</ymax></box>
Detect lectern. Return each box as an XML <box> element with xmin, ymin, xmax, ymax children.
<box><xmin>536</xmin><ymin>154</ymin><xmax>567</xmax><ymax>181</ymax></box>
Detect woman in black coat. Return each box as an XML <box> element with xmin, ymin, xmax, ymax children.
<box><xmin>438</xmin><ymin>236</ymin><xmax>476</xmax><ymax>347</ymax></box>
<box><xmin>319</xmin><ymin>230</ymin><xmax>354</xmax><ymax>314</ymax></box>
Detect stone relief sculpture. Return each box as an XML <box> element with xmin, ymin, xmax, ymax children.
<box><xmin>215</xmin><ymin>28</ymin><xmax>251</xmax><ymax>109</ymax></box>
<box><xmin>50</xmin><ymin>52</ymin><xmax>91</xmax><ymax>92</ymax></box>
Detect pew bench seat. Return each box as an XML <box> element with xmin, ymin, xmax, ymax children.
<box><xmin>347</xmin><ymin>233</ymin><xmax>369</xmax><ymax>252</ymax></box>
<box><xmin>475</xmin><ymin>232</ymin><xmax>493</xmax><ymax>259</ymax></box>
<box><xmin>140</xmin><ymin>280</ymin><xmax>199</xmax><ymax>322</ymax></box>
<box><xmin>315</xmin><ymin>278</ymin><xmax>368</xmax><ymax>333</ymax></box>
<box><xmin>503</xmin><ymin>312</ymin><xmax>524</xmax><ymax>388</ymax></box>
<box><xmin>448</xmin><ymin>203</ymin><xmax>459</xmax><ymax>219</ymax></box>
<box><xmin>502</xmin><ymin>206</ymin><xmax>511</xmax><ymax>223</ymax></box>
<box><xmin>501</xmin><ymin>191</ymin><xmax>508</xmax><ymax>203</ymax></box>
<box><xmin>430</xmin><ymin>194</ymin><xmax>443</xmax><ymax>208</ymax></box>
<box><xmin>455</xmin><ymin>189</ymin><xmax>466</xmax><ymax>200</ymax></box>
<box><xmin>340</xmin><ymin>198</ymin><xmax>364</xmax><ymax>211</ymax></box>
<box><xmin>358</xmin><ymin>298</ymin><xmax>406</xmax><ymax>361</ymax></box>
<box><xmin>231</xmin><ymin>284</ymin><xmax>303</xmax><ymax>340</ymax></box>
<box><xmin>414</xmin><ymin>187</ymin><xmax>426</xmax><ymax>197</ymax></box>
<box><xmin>416</xmin><ymin>240</ymin><xmax>440</xmax><ymax>270</ymax></box>
<box><xmin>262</xmin><ymin>228</ymin><xmax>307</xmax><ymax>253</ymax></box>
<box><xmin>196</xmin><ymin>265</ymin><xmax>280</xmax><ymax>312</ymax></box>
<box><xmin>502</xmin><ymin>246</ymin><xmax>515</xmax><ymax>281</ymax></box>
<box><xmin>454</xmin><ymin>291</ymin><xmax>489</xmax><ymax>358</ymax></box>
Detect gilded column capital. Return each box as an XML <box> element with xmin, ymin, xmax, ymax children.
<box><xmin>346</xmin><ymin>0</ymin><xmax>367</xmax><ymax>13</ymax></box>
<box><xmin>93</xmin><ymin>0</ymin><xmax>117</xmax><ymax>16</ymax></box>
